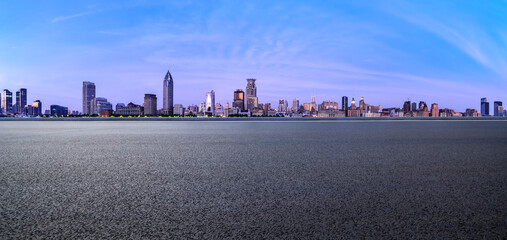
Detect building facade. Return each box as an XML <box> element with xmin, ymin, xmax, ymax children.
<box><xmin>430</xmin><ymin>103</ymin><xmax>439</xmax><ymax>117</ymax></box>
<box><xmin>143</xmin><ymin>94</ymin><xmax>157</xmax><ymax>116</ymax></box>
<box><xmin>494</xmin><ymin>101</ymin><xmax>502</xmax><ymax>116</ymax></box>
<box><xmin>174</xmin><ymin>104</ymin><xmax>184</xmax><ymax>116</ymax></box>
<box><xmin>50</xmin><ymin>105</ymin><xmax>68</xmax><ymax>116</ymax></box>
<box><xmin>2</xmin><ymin>89</ymin><xmax>12</xmax><ymax>115</ymax></box>
<box><xmin>32</xmin><ymin>100</ymin><xmax>42</xmax><ymax>116</ymax></box>
<box><xmin>94</xmin><ymin>97</ymin><xmax>113</xmax><ymax>115</ymax></box>
<box><xmin>403</xmin><ymin>100</ymin><xmax>411</xmax><ymax>113</ymax></box>
<box><xmin>16</xmin><ymin>88</ymin><xmax>27</xmax><ymax>114</ymax></box>
<box><xmin>233</xmin><ymin>89</ymin><xmax>245</xmax><ymax>111</ymax></box>
<box><xmin>82</xmin><ymin>81</ymin><xmax>96</xmax><ymax>115</ymax></box>
<box><xmin>163</xmin><ymin>69</ymin><xmax>174</xmax><ymax>115</ymax></box>
<box><xmin>245</xmin><ymin>78</ymin><xmax>258</xmax><ymax>111</ymax></box>
<box><xmin>342</xmin><ymin>96</ymin><xmax>348</xmax><ymax>115</ymax></box>
<box><xmin>115</xmin><ymin>102</ymin><xmax>144</xmax><ymax>116</ymax></box>
<box><xmin>205</xmin><ymin>90</ymin><xmax>215</xmax><ymax>116</ymax></box>
<box><xmin>481</xmin><ymin>97</ymin><xmax>489</xmax><ymax>116</ymax></box>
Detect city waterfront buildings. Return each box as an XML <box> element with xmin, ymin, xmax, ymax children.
<box><xmin>82</xmin><ymin>81</ymin><xmax>96</xmax><ymax>115</ymax></box>
<box><xmin>143</xmin><ymin>94</ymin><xmax>157</xmax><ymax>116</ymax></box>
<box><xmin>347</xmin><ymin>98</ymin><xmax>361</xmax><ymax>117</ymax></box>
<box><xmin>163</xmin><ymin>69</ymin><xmax>174</xmax><ymax>115</ymax></box>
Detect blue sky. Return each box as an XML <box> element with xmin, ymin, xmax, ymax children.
<box><xmin>0</xmin><ymin>0</ymin><xmax>506</xmax><ymax>112</ymax></box>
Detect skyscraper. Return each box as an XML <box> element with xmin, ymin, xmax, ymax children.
<box><xmin>311</xmin><ymin>96</ymin><xmax>316</xmax><ymax>104</ymax></box>
<box><xmin>278</xmin><ymin>99</ymin><xmax>287</xmax><ymax>113</ymax></box>
<box><xmin>418</xmin><ymin>101</ymin><xmax>427</xmax><ymax>110</ymax></box>
<box><xmin>82</xmin><ymin>81</ymin><xmax>96</xmax><ymax>115</ymax></box>
<box><xmin>430</xmin><ymin>103</ymin><xmax>439</xmax><ymax>117</ymax></box>
<box><xmin>16</xmin><ymin>88</ymin><xmax>27</xmax><ymax>114</ymax></box>
<box><xmin>292</xmin><ymin>98</ymin><xmax>299</xmax><ymax>112</ymax></box>
<box><xmin>494</xmin><ymin>101</ymin><xmax>502</xmax><ymax>116</ymax></box>
<box><xmin>342</xmin><ymin>96</ymin><xmax>348</xmax><ymax>116</ymax></box>
<box><xmin>2</xmin><ymin>89</ymin><xmax>13</xmax><ymax>114</ymax></box>
<box><xmin>411</xmin><ymin>102</ymin><xmax>417</xmax><ymax>112</ymax></box>
<box><xmin>143</xmin><ymin>94</ymin><xmax>157</xmax><ymax>116</ymax></box>
<box><xmin>481</xmin><ymin>97</ymin><xmax>489</xmax><ymax>116</ymax></box>
<box><xmin>205</xmin><ymin>90</ymin><xmax>215</xmax><ymax>116</ymax></box>
<box><xmin>15</xmin><ymin>91</ymin><xmax>20</xmax><ymax>114</ymax></box>
<box><xmin>233</xmin><ymin>89</ymin><xmax>245</xmax><ymax>111</ymax></box>
<box><xmin>245</xmin><ymin>78</ymin><xmax>258</xmax><ymax>111</ymax></box>
<box><xmin>32</xmin><ymin>100</ymin><xmax>42</xmax><ymax>116</ymax></box>
<box><xmin>403</xmin><ymin>100</ymin><xmax>411</xmax><ymax>113</ymax></box>
<box><xmin>163</xmin><ymin>69</ymin><xmax>174</xmax><ymax>115</ymax></box>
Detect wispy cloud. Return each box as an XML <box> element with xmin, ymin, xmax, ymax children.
<box><xmin>51</xmin><ymin>11</ymin><xmax>97</xmax><ymax>23</ymax></box>
<box><xmin>383</xmin><ymin>3</ymin><xmax>507</xmax><ymax>79</ymax></box>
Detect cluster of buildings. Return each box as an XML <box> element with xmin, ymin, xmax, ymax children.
<box><xmin>0</xmin><ymin>88</ymin><xmax>45</xmax><ymax>116</ymax></box>
<box><xmin>1</xmin><ymin>68</ymin><xmax>506</xmax><ymax>118</ymax></box>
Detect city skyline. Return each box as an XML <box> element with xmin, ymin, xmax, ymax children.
<box><xmin>1</xmin><ymin>69</ymin><xmax>505</xmax><ymax>117</ymax></box>
<box><xmin>1</xmin><ymin>1</ymin><xmax>506</xmax><ymax>111</ymax></box>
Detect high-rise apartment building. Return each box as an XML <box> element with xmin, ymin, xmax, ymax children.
<box><xmin>16</xmin><ymin>88</ymin><xmax>27</xmax><ymax>114</ymax></box>
<box><xmin>292</xmin><ymin>99</ymin><xmax>299</xmax><ymax>112</ymax></box>
<box><xmin>430</xmin><ymin>103</ymin><xmax>439</xmax><ymax>117</ymax></box>
<box><xmin>341</xmin><ymin>96</ymin><xmax>348</xmax><ymax>111</ymax></box>
<box><xmin>2</xmin><ymin>89</ymin><xmax>13</xmax><ymax>114</ymax></box>
<box><xmin>205</xmin><ymin>90</ymin><xmax>215</xmax><ymax>116</ymax></box>
<box><xmin>481</xmin><ymin>97</ymin><xmax>489</xmax><ymax>116</ymax></box>
<box><xmin>82</xmin><ymin>81</ymin><xmax>96</xmax><ymax>115</ymax></box>
<box><xmin>411</xmin><ymin>102</ymin><xmax>417</xmax><ymax>112</ymax></box>
<box><xmin>32</xmin><ymin>100</ymin><xmax>42</xmax><ymax>116</ymax></box>
<box><xmin>163</xmin><ymin>69</ymin><xmax>174</xmax><ymax>115</ymax></box>
<box><xmin>233</xmin><ymin>89</ymin><xmax>245</xmax><ymax>111</ymax></box>
<box><xmin>403</xmin><ymin>100</ymin><xmax>411</xmax><ymax>113</ymax></box>
<box><xmin>278</xmin><ymin>99</ymin><xmax>288</xmax><ymax>113</ymax></box>
<box><xmin>493</xmin><ymin>101</ymin><xmax>502</xmax><ymax>116</ymax></box>
<box><xmin>245</xmin><ymin>78</ymin><xmax>258</xmax><ymax>111</ymax></box>
<box><xmin>143</xmin><ymin>94</ymin><xmax>157</xmax><ymax>116</ymax></box>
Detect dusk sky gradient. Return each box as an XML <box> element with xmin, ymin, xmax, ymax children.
<box><xmin>1</xmin><ymin>0</ymin><xmax>506</xmax><ymax>112</ymax></box>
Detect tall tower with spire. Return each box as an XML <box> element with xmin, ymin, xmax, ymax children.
<box><xmin>163</xmin><ymin>69</ymin><xmax>174</xmax><ymax>115</ymax></box>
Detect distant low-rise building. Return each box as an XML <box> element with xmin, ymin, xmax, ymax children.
<box><xmin>465</xmin><ymin>108</ymin><xmax>481</xmax><ymax>117</ymax></box>
<box><xmin>115</xmin><ymin>102</ymin><xmax>144</xmax><ymax>116</ymax></box>
<box><xmin>174</xmin><ymin>104</ymin><xmax>184</xmax><ymax>116</ymax></box>
<box><xmin>317</xmin><ymin>110</ymin><xmax>345</xmax><ymax>117</ymax></box>
<box><xmin>50</xmin><ymin>105</ymin><xmax>68</xmax><ymax>116</ymax></box>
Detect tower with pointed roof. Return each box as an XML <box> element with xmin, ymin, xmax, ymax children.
<box><xmin>163</xmin><ymin>69</ymin><xmax>174</xmax><ymax>115</ymax></box>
